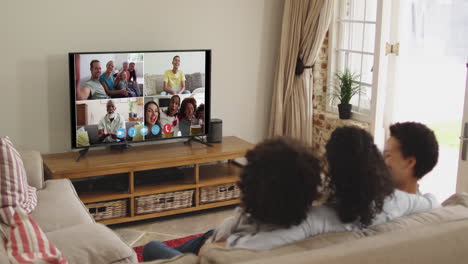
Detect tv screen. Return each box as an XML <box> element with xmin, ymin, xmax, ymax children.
<box><xmin>69</xmin><ymin>50</ymin><xmax>211</xmax><ymax>149</ymax></box>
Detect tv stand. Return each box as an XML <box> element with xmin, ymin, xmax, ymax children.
<box><xmin>75</xmin><ymin>147</ymin><xmax>89</xmax><ymax>162</ymax></box>
<box><xmin>110</xmin><ymin>142</ymin><xmax>131</xmax><ymax>151</ymax></box>
<box><xmin>185</xmin><ymin>136</ymin><xmax>213</xmax><ymax>147</ymax></box>
<box><xmin>42</xmin><ymin>136</ymin><xmax>253</xmax><ymax>225</ymax></box>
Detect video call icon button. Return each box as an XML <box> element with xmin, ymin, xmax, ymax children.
<box><xmin>163</xmin><ymin>124</ymin><xmax>172</xmax><ymax>134</ymax></box>
<box><xmin>128</xmin><ymin>127</ymin><xmax>137</xmax><ymax>138</ymax></box>
<box><xmin>140</xmin><ymin>126</ymin><xmax>149</xmax><ymax>137</ymax></box>
<box><xmin>116</xmin><ymin>128</ymin><xmax>126</xmax><ymax>139</ymax></box>
<box><xmin>152</xmin><ymin>125</ymin><xmax>161</xmax><ymax>135</ymax></box>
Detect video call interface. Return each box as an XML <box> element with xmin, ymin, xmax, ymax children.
<box><xmin>73</xmin><ymin>51</ymin><xmax>207</xmax><ymax>147</ymax></box>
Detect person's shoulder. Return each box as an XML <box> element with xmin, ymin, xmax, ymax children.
<box><xmin>84</xmin><ymin>79</ymin><xmax>96</xmax><ymax>87</ymax></box>
<box><xmin>164</xmin><ymin>69</ymin><xmax>172</xmax><ymax>75</ymax></box>
<box><xmin>421</xmin><ymin>192</ymin><xmax>440</xmax><ymax>207</ymax></box>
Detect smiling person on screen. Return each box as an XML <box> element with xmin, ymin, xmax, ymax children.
<box><xmin>161</xmin><ymin>55</ymin><xmax>190</xmax><ymax>95</ymax></box>
<box><xmin>384</xmin><ymin>122</ymin><xmax>439</xmax><ymax>198</ymax></box>
<box><xmin>77</xmin><ymin>60</ymin><xmax>110</xmax><ymax>100</ymax></box>
<box><xmin>98</xmin><ymin>100</ymin><xmax>125</xmax><ymax>143</ymax></box>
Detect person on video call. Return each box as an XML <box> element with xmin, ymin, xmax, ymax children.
<box><xmin>161</xmin><ymin>56</ymin><xmax>191</xmax><ymax>95</ymax></box>
<box><xmin>115</xmin><ymin>72</ymin><xmax>136</xmax><ymax>97</ymax></box>
<box><xmin>117</xmin><ymin>62</ymin><xmax>131</xmax><ymax>81</ymax></box>
<box><xmin>76</xmin><ymin>60</ymin><xmax>110</xmax><ymax>100</ymax></box>
<box><xmin>98</xmin><ymin>100</ymin><xmax>125</xmax><ymax>143</ymax></box>
<box><xmin>127</xmin><ymin>62</ymin><xmax>140</xmax><ymax>95</ymax></box>
<box><xmin>159</xmin><ymin>95</ymin><xmax>181</xmax><ymax>137</ymax></box>
<box><xmin>133</xmin><ymin>101</ymin><xmax>162</xmax><ymax>141</ymax></box>
<box><xmin>128</xmin><ymin>62</ymin><xmax>137</xmax><ymax>82</ymax></box>
<box><xmin>99</xmin><ymin>60</ymin><xmax>128</xmax><ymax>98</ymax></box>
<box><xmin>178</xmin><ymin>98</ymin><xmax>198</xmax><ymax>137</ymax></box>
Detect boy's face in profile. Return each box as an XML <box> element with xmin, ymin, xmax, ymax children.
<box><xmin>384</xmin><ymin>136</ymin><xmax>414</xmax><ymax>187</ymax></box>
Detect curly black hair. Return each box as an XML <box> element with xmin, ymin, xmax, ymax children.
<box><xmin>325</xmin><ymin>126</ymin><xmax>394</xmax><ymax>227</ymax></box>
<box><xmin>238</xmin><ymin>137</ymin><xmax>322</xmax><ymax>228</ymax></box>
<box><xmin>389</xmin><ymin>122</ymin><xmax>439</xmax><ymax>179</ymax></box>
<box><xmin>180</xmin><ymin>97</ymin><xmax>197</xmax><ymax>119</ymax></box>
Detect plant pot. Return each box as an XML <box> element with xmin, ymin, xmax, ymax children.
<box><xmin>338</xmin><ymin>104</ymin><xmax>352</xmax><ymax>119</ymax></box>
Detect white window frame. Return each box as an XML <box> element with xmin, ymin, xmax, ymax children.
<box><xmin>327</xmin><ymin>0</ymin><xmax>379</xmax><ymax>123</ymax></box>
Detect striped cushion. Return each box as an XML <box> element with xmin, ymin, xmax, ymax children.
<box><xmin>0</xmin><ymin>137</ymin><xmax>37</xmax><ymax>213</ymax></box>
<box><xmin>0</xmin><ymin>207</ymin><xmax>68</xmax><ymax>264</ymax></box>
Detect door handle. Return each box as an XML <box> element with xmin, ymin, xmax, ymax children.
<box><xmin>461</xmin><ymin>123</ymin><xmax>468</xmax><ymax>161</ymax></box>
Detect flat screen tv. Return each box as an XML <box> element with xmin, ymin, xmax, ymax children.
<box><xmin>69</xmin><ymin>49</ymin><xmax>211</xmax><ymax>149</ymax></box>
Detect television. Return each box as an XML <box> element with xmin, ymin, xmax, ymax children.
<box><xmin>69</xmin><ymin>50</ymin><xmax>211</xmax><ymax>149</ymax></box>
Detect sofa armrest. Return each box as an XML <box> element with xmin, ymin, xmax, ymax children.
<box><xmin>19</xmin><ymin>150</ymin><xmax>44</xmax><ymax>190</ymax></box>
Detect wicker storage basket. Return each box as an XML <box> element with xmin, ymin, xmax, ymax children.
<box><xmin>86</xmin><ymin>199</ymin><xmax>128</xmax><ymax>220</ymax></box>
<box><xmin>200</xmin><ymin>182</ymin><xmax>240</xmax><ymax>204</ymax></box>
<box><xmin>135</xmin><ymin>189</ymin><xmax>194</xmax><ymax>215</ymax></box>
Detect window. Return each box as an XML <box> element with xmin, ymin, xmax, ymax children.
<box><xmin>328</xmin><ymin>0</ymin><xmax>378</xmax><ymax>120</ymax></box>
<box><xmin>127</xmin><ymin>53</ymin><xmax>144</xmax><ymax>63</ymax></box>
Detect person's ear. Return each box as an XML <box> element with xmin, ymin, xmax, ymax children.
<box><xmin>406</xmin><ymin>156</ymin><xmax>416</xmax><ymax>170</ymax></box>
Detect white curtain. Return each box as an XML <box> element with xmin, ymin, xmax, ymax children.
<box><xmin>269</xmin><ymin>0</ymin><xmax>334</xmax><ymax>144</ymax></box>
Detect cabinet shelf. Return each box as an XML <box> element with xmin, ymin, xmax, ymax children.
<box><xmin>198</xmin><ymin>163</ymin><xmax>242</xmax><ymax>187</ymax></box>
<box><xmin>80</xmin><ymin>191</ymin><xmax>131</xmax><ymax>204</ymax></box>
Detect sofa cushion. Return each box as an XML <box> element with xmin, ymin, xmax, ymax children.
<box><xmin>0</xmin><ymin>238</ymin><xmax>8</xmax><ymax>264</ymax></box>
<box><xmin>185</xmin><ymin>72</ymin><xmax>203</xmax><ymax>92</ymax></box>
<box><xmin>83</xmin><ymin>124</ymin><xmax>100</xmax><ymax>145</ymax></box>
<box><xmin>30</xmin><ymin>179</ymin><xmax>94</xmax><ymax>233</ymax></box>
<box><xmin>0</xmin><ymin>206</ymin><xmax>67</xmax><ymax>264</ymax></box>
<box><xmin>237</xmin><ymin>220</ymin><xmax>468</xmax><ymax>264</ymax></box>
<box><xmin>142</xmin><ymin>254</ymin><xmax>198</xmax><ymax>264</ymax></box>
<box><xmin>19</xmin><ymin>150</ymin><xmax>45</xmax><ymax>190</ymax></box>
<box><xmin>46</xmin><ymin>223</ymin><xmax>137</xmax><ymax>264</ymax></box>
<box><xmin>77</xmin><ymin>131</ymin><xmax>90</xmax><ymax>147</ymax></box>
<box><xmin>0</xmin><ymin>137</ymin><xmax>37</xmax><ymax>213</ymax></box>
<box><xmin>201</xmin><ymin>231</ymin><xmax>363</xmax><ymax>264</ymax></box>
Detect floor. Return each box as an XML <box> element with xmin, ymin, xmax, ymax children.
<box><xmin>110</xmin><ymin>206</ymin><xmax>236</xmax><ymax>247</ymax></box>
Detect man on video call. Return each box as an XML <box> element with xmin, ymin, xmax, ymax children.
<box><xmin>98</xmin><ymin>100</ymin><xmax>125</xmax><ymax>143</ymax></box>
<box><xmin>77</xmin><ymin>60</ymin><xmax>110</xmax><ymax>100</ymax></box>
<box><xmin>161</xmin><ymin>56</ymin><xmax>191</xmax><ymax>95</ymax></box>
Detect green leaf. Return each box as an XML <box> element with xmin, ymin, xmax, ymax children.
<box><xmin>329</xmin><ymin>68</ymin><xmax>362</xmax><ymax>105</ymax></box>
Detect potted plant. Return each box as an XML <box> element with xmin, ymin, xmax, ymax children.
<box><xmin>330</xmin><ymin>68</ymin><xmax>361</xmax><ymax>119</ymax></box>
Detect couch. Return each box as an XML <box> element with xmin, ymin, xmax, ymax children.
<box><xmin>144</xmin><ymin>72</ymin><xmax>205</xmax><ymax>96</ymax></box>
<box><xmin>0</xmin><ymin>151</ymin><xmax>138</xmax><ymax>264</ymax></box>
<box><xmin>142</xmin><ymin>193</ymin><xmax>468</xmax><ymax>264</ymax></box>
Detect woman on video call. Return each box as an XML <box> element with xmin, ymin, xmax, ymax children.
<box><xmin>134</xmin><ymin>101</ymin><xmax>162</xmax><ymax>141</ymax></box>
<box><xmin>178</xmin><ymin>97</ymin><xmax>198</xmax><ymax>137</ymax></box>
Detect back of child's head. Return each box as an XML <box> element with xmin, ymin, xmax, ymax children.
<box><xmin>325</xmin><ymin>126</ymin><xmax>394</xmax><ymax>227</ymax></box>
<box><xmin>238</xmin><ymin>137</ymin><xmax>321</xmax><ymax>227</ymax></box>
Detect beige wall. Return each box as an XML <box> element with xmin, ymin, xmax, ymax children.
<box><xmin>1</xmin><ymin>0</ymin><xmax>284</xmax><ymax>153</ymax></box>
